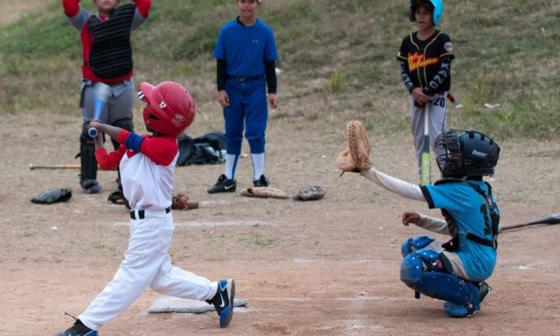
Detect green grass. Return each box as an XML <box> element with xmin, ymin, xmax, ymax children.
<box><xmin>0</xmin><ymin>0</ymin><xmax>558</xmax><ymax>139</ymax></box>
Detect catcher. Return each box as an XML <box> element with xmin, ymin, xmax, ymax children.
<box><xmin>337</xmin><ymin>122</ymin><xmax>501</xmax><ymax>318</ymax></box>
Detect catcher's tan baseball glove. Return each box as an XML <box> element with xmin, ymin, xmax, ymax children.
<box><xmin>172</xmin><ymin>193</ymin><xmax>200</xmax><ymax>210</ymax></box>
<box><xmin>335</xmin><ymin>120</ymin><xmax>372</xmax><ymax>173</ymax></box>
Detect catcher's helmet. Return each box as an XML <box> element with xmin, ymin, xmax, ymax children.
<box><xmin>138</xmin><ymin>81</ymin><xmax>195</xmax><ymax>137</ymax></box>
<box><xmin>409</xmin><ymin>0</ymin><xmax>444</xmax><ymax>26</ymax></box>
<box><xmin>434</xmin><ymin>129</ymin><xmax>500</xmax><ymax>178</ymax></box>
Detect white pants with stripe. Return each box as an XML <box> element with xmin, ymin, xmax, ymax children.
<box><xmin>410</xmin><ymin>93</ymin><xmax>448</xmax><ymax>172</ymax></box>
<box><xmin>79</xmin><ymin>211</ymin><xmax>216</xmax><ymax>330</ymax></box>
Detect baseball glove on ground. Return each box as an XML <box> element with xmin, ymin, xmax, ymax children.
<box><xmin>172</xmin><ymin>193</ymin><xmax>199</xmax><ymax>210</ymax></box>
<box><xmin>31</xmin><ymin>188</ymin><xmax>72</xmax><ymax>204</ymax></box>
<box><xmin>335</xmin><ymin>120</ymin><xmax>372</xmax><ymax>173</ymax></box>
<box><xmin>240</xmin><ymin>187</ymin><xmax>290</xmax><ymax>199</ymax></box>
<box><xmin>293</xmin><ymin>185</ymin><xmax>326</xmax><ymax>201</ymax></box>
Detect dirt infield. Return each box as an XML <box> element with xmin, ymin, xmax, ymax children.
<box><xmin>1</xmin><ymin>112</ymin><xmax>560</xmax><ymax>335</ymax></box>
<box><xmin>0</xmin><ymin>0</ymin><xmax>44</xmax><ymax>26</ymax></box>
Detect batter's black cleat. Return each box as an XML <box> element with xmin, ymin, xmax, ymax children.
<box><xmin>55</xmin><ymin>319</ymin><xmax>97</xmax><ymax>336</ymax></box>
<box><xmin>208</xmin><ymin>174</ymin><xmax>236</xmax><ymax>194</ymax></box>
<box><xmin>206</xmin><ymin>279</ymin><xmax>236</xmax><ymax>328</ymax></box>
<box><xmin>253</xmin><ymin>175</ymin><xmax>269</xmax><ymax>187</ymax></box>
<box><xmin>80</xmin><ymin>179</ymin><xmax>101</xmax><ymax>194</ymax></box>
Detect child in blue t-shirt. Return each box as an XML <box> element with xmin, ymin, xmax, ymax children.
<box><xmin>354</xmin><ymin>128</ymin><xmax>501</xmax><ymax>318</ymax></box>
<box><xmin>208</xmin><ymin>0</ymin><xmax>279</xmax><ymax>194</ymax></box>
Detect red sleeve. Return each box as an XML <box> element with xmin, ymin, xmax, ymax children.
<box><xmin>132</xmin><ymin>0</ymin><xmax>152</xmax><ymax>17</ymax></box>
<box><xmin>62</xmin><ymin>0</ymin><xmax>80</xmax><ymax>17</ymax></box>
<box><xmin>95</xmin><ymin>146</ymin><xmax>127</xmax><ymax>170</ymax></box>
<box><xmin>140</xmin><ymin>136</ymin><xmax>178</xmax><ymax>166</ymax></box>
<box><xmin>117</xmin><ymin>129</ymin><xmax>130</xmax><ymax>145</ymax></box>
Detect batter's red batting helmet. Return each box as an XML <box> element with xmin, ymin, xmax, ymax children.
<box><xmin>139</xmin><ymin>81</ymin><xmax>196</xmax><ymax>137</ymax></box>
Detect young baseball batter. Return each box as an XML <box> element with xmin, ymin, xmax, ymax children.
<box><xmin>62</xmin><ymin>0</ymin><xmax>151</xmax><ymax>204</ymax></box>
<box><xmin>397</xmin><ymin>0</ymin><xmax>454</xmax><ymax>178</ymax></box>
<box><xmin>208</xmin><ymin>0</ymin><xmax>279</xmax><ymax>193</ymax></box>
<box><xmin>357</xmin><ymin>129</ymin><xmax>500</xmax><ymax>317</ymax></box>
<box><xmin>55</xmin><ymin>81</ymin><xmax>236</xmax><ymax>336</ymax></box>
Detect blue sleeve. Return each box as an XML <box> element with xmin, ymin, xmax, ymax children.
<box><xmin>125</xmin><ymin>132</ymin><xmax>145</xmax><ymax>152</ymax></box>
<box><xmin>213</xmin><ymin>28</ymin><xmax>226</xmax><ymax>60</ymax></box>
<box><xmin>264</xmin><ymin>28</ymin><xmax>278</xmax><ymax>61</ymax></box>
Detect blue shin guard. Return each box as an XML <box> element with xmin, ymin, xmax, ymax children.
<box><xmin>400</xmin><ymin>251</ymin><xmax>481</xmax><ymax>317</ymax></box>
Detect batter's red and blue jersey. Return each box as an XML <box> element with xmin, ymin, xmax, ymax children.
<box><xmin>95</xmin><ymin>131</ymin><xmax>178</xmax><ymax>210</ymax></box>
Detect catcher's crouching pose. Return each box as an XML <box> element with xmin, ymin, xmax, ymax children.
<box><xmin>338</xmin><ymin>122</ymin><xmax>501</xmax><ymax>317</ymax></box>
<box><xmin>55</xmin><ymin>81</ymin><xmax>235</xmax><ymax>336</ymax></box>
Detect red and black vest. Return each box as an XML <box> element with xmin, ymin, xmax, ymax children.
<box><xmin>87</xmin><ymin>4</ymin><xmax>135</xmax><ymax>79</ymax></box>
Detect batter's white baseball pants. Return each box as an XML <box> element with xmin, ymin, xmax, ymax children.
<box><xmin>79</xmin><ymin>210</ymin><xmax>217</xmax><ymax>330</ymax></box>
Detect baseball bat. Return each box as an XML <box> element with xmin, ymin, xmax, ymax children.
<box><xmin>420</xmin><ymin>104</ymin><xmax>431</xmax><ymax>185</ymax></box>
<box><xmin>446</xmin><ymin>92</ymin><xmax>463</xmax><ymax>109</ymax></box>
<box><xmin>500</xmin><ymin>213</ymin><xmax>560</xmax><ymax>232</ymax></box>
<box><xmin>87</xmin><ymin>83</ymin><xmax>111</xmax><ymax>138</ymax></box>
<box><xmin>29</xmin><ymin>163</ymin><xmax>81</xmax><ymax>170</ymax></box>
<box><xmin>447</xmin><ymin>92</ymin><xmax>456</xmax><ymax>104</ymax></box>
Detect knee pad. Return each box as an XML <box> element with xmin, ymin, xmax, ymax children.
<box><xmin>401</xmin><ymin>235</ymin><xmax>435</xmax><ymax>257</ymax></box>
<box><xmin>400</xmin><ymin>253</ymin><xmax>425</xmax><ymax>286</ymax></box>
<box><xmin>79</xmin><ymin>126</ymin><xmax>97</xmax><ymax>181</ymax></box>
<box><xmin>400</xmin><ymin>250</ymin><xmax>440</xmax><ymax>285</ymax></box>
<box><xmin>400</xmin><ymin>253</ymin><xmax>481</xmax><ymax>310</ymax></box>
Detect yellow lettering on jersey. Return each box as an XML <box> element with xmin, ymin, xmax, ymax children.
<box><xmin>408</xmin><ymin>53</ymin><xmax>439</xmax><ymax>71</ymax></box>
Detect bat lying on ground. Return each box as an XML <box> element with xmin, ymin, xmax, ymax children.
<box><xmin>29</xmin><ymin>164</ymin><xmax>81</xmax><ymax>170</ymax></box>
<box><xmin>500</xmin><ymin>213</ymin><xmax>560</xmax><ymax>232</ymax></box>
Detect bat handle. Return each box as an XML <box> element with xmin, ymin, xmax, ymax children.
<box><xmin>88</xmin><ymin>127</ymin><xmax>98</xmax><ymax>138</ymax></box>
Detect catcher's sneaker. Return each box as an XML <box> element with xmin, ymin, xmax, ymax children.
<box><xmin>253</xmin><ymin>175</ymin><xmax>269</xmax><ymax>187</ymax></box>
<box><xmin>206</xmin><ymin>279</ymin><xmax>236</xmax><ymax>328</ymax></box>
<box><xmin>80</xmin><ymin>179</ymin><xmax>101</xmax><ymax>194</ymax></box>
<box><xmin>478</xmin><ymin>281</ymin><xmax>491</xmax><ymax>303</ymax></box>
<box><xmin>208</xmin><ymin>174</ymin><xmax>236</xmax><ymax>194</ymax></box>
<box><xmin>443</xmin><ymin>301</ymin><xmax>479</xmax><ymax>318</ymax></box>
<box><xmin>55</xmin><ymin>319</ymin><xmax>97</xmax><ymax>336</ymax></box>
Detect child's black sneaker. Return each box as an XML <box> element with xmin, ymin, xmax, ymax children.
<box><xmin>206</xmin><ymin>279</ymin><xmax>236</xmax><ymax>328</ymax></box>
<box><xmin>208</xmin><ymin>174</ymin><xmax>237</xmax><ymax>194</ymax></box>
<box><xmin>253</xmin><ymin>175</ymin><xmax>269</xmax><ymax>187</ymax></box>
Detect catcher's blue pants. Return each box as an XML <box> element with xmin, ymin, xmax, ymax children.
<box><xmin>223</xmin><ymin>77</ymin><xmax>268</xmax><ymax>155</ymax></box>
